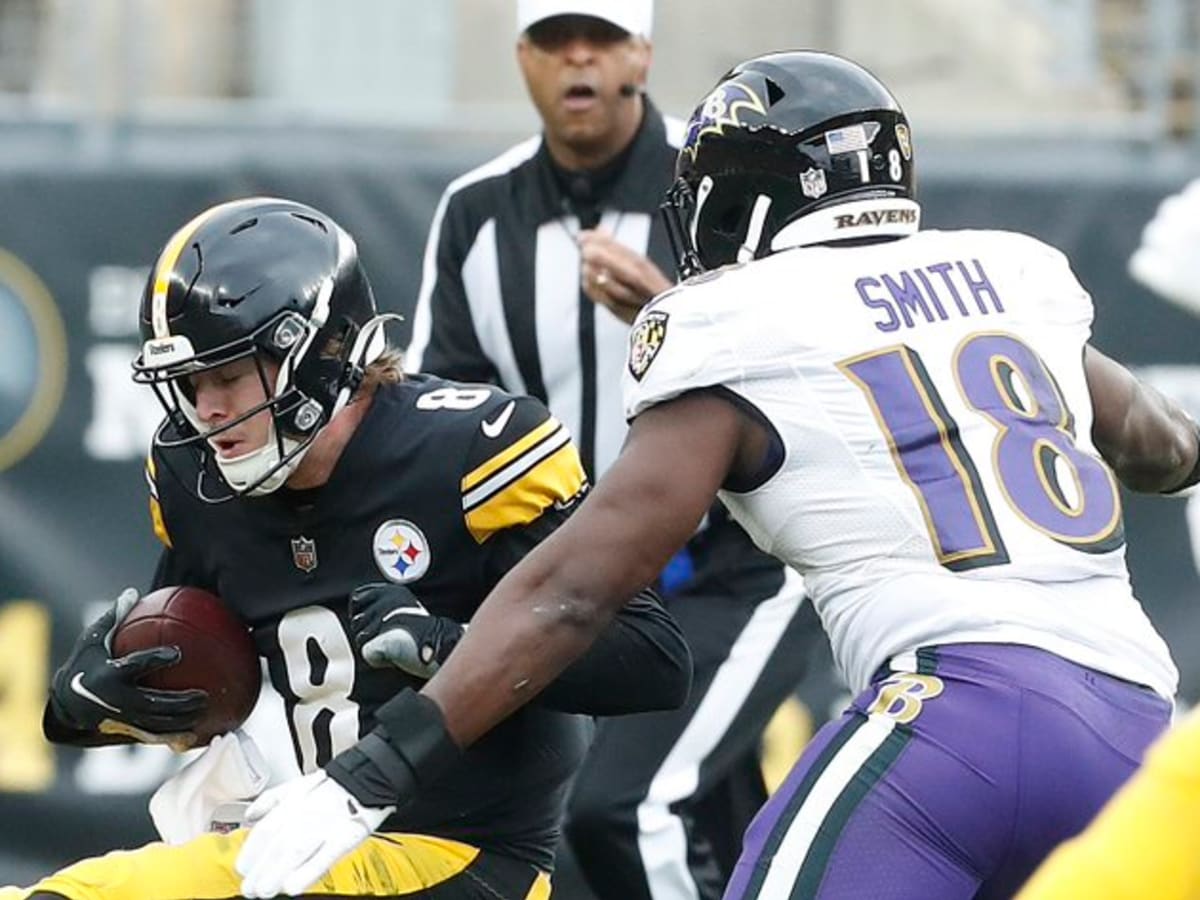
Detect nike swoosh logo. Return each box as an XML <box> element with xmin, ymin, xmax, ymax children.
<box><xmin>382</xmin><ymin>606</ymin><xmax>429</xmax><ymax>621</ymax></box>
<box><xmin>70</xmin><ymin>672</ymin><xmax>121</xmax><ymax>713</ymax></box>
<box><xmin>481</xmin><ymin>401</ymin><xmax>516</xmax><ymax>438</ymax></box>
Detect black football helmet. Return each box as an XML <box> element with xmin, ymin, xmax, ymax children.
<box><xmin>131</xmin><ymin>197</ymin><xmax>392</xmax><ymax>502</ymax></box>
<box><xmin>662</xmin><ymin>50</ymin><xmax>919</xmax><ymax>278</ymax></box>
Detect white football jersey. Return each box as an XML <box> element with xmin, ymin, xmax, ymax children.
<box><xmin>625</xmin><ymin>228</ymin><xmax>1178</xmax><ymax>697</ymax></box>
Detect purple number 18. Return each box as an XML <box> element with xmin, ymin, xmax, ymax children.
<box><xmin>839</xmin><ymin>332</ymin><xmax>1123</xmax><ymax>571</ymax></box>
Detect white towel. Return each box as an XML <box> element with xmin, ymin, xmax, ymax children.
<box><xmin>149</xmin><ymin>729</ymin><xmax>270</xmax><ymax>844</ymax></box>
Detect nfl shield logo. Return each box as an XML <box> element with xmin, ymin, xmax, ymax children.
<box><xmin>291</xmin><ymin>536</ymin><xmax>318</xmax><ymax>573</ymax></box>
<box><xmin>800</xmin><ymin>168</ymin><xmax>828</xmax><ymax>200</ymax></box>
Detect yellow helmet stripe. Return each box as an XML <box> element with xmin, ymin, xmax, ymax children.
<box><xmin>149</xmin><ymin>197</ymin><xmax>265</xmax><ymax>339</ymax></box>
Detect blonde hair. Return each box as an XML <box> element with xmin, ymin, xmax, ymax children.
<box><xmin>321</xmin><ymin>334</ymin><xmax>405</xmax><ymax>396</ymax></box>
<box><xmin>363</xmin><ymin>347</ymin><xmax>406</xmax><ymax>389</ymax></box>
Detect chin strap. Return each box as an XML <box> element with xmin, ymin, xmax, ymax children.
<box><xmin>737</xmin><ymin>194</ymin><xmax>774</xmax><ymax>264</ymax></box>
<box><xmin>333</xmin><ymin>313</ymin><xmax>403</xmax><ymax>413</ymax></box>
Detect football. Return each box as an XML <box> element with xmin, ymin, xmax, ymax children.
<box><xmin>111</xmin><ymin>585</ymin><xmax>261</xmax><ymax>747</ymax></box>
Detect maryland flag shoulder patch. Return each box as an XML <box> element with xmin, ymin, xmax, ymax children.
<box><xmin>628</xmin><ymin>310</ymin><xmax>669</xmax><ymax>382</ymax></box>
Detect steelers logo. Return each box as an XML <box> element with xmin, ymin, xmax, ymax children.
<box><xmin>0</xmin><ymin>249</ymin><xmax>66</xmax><ymax>471</ymax></box>
<box><xmin>628</xmin><ymin>310</ymin><xmax>669</xmax><ymax>382</ymax></box>
<box><xmin>372</xmin><ymin>519</ymin><xmax>432</xmax><ymax>583</ymax></box>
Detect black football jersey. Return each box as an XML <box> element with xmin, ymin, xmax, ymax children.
<box><xmin>146</xmin><ymin>374</ymin><xmax>593</xmax><ymax>868</ymax></box>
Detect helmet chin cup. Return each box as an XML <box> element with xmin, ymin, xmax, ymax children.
<box><xmin>215</xmin><ymin>424</ymin><xmax>311</xmax><ymax>497</ymax></box>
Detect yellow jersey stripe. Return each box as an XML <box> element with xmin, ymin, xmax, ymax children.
<box><xmin>524</xmin><ymin>871</ymin><xmax>553</xmax><ymax>899</ymax></box>
<box><xmin>461</xmin><ymin>417</ymin><xmax>562</xmax><ymax>493</ymax></box>
<box><xmin>145</xmin><ymin>453</ymin><xmax>159</xmax><ymax>499</ymax></box>
<box><xmin>462</xmin><ymin>425</ymin><xmax>571</xmax><ymax>511</ymax></box>
<box><xmin>465</xmin><ymin>442</ymin><xmax>585</xmax><ymax>543</ymax></box>
<box><xmin>144</xmin><ymin>455</ymin><xmax>172</xmax><ymax>549</ymax></box>
<box><xmin>149</xmin><ymin>496</ymin><xmax>172</xmax><ymax>549</ymax></box>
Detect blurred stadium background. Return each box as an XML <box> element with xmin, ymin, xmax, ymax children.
<box><xmin>2</xmin><ymin>0</ymin><xmax>1199</xmax><ymax>889</ymax></box>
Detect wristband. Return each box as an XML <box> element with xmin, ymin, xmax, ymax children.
<box><xmin>325</xmin><ymin>689</ymin><xmax>460</xmax><ymax>809</ymax></box>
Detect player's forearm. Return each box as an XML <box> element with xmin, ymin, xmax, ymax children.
<box><xmin>1087</xmin><ymin>346</ymin><xmax>1200</xmax><ymax>492</ymax></box>
<box><xmin>423</xmin><ymin>576</ymin><xmax>616</xmax><ymax>746</ymax></box>
<box><xmin>536</xmin><ymin>587</ymin><xmax>692</xmax><ymax>715</ymax></box>
<box><xmin>1103</xmin><ymin>391</ymin><xmax>1198</xmax><ymax>493</ymax></box>
<box><xmin>424</xmin><ymin>494</ymin><xmax>667</xmax><ymax>746</ymax></box>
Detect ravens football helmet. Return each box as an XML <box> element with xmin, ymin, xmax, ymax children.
<box><xmin>662</xmin><ymin>50</ymin><xmax>919</xmax><ymax>278</ymax></box>
<box><xmin>131</xmin><ymin>197</ymin><xmax>391</xmax><ymax>502</ymax></box>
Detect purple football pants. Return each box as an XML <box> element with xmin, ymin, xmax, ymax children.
<box><xmin>724</xmin><ymin>643</ymin><xmax>1172</xmax><ymax>900</ymax></box>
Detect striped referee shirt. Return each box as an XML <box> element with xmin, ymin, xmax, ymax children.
<box><xmin>407</xmin><ymin>100</ymin><xmax>684</xmax><ymax>480</ymax></box>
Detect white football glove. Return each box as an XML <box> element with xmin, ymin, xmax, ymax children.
<box><xmin>349</xmin><ymin>582</ymin><xmax>466</xmax><ymax>679</ymax></box>
<box><xmin>236</xmin><ymin>770</ymin><xmax>394</xmax><ymax>897</ymax></box>
<box><xmin>1129</xmin><ymin>178</ymin><xmax>1200</xmax><ymax>316</ymax></box>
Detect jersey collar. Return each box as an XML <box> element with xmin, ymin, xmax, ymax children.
<box><xmin>770</xmin><ymin>198</ymin><xmax>922</xmax><ymax>252</ymax></box>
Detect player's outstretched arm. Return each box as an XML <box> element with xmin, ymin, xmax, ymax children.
<box><xmin>348</xmin><ymin>580</ymin><xmax>693</xmax><ymax>714</ymax></box>
<box><xmin>423</xmin><ymin>389</ymin><xmax>750</xmax><ymax>748</ymax></box>
<box><xmin>1085</xmin><ymin>345</ymin><xmax>1200</xmax><ymax>494</ymax></box>
<box><xmin>475</xmin><ymin>487</ymin><xmax>694</xmax><ymax>715</ymax></box>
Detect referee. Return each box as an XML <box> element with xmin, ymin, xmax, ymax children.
<box><xmin>406</xmin><ymin>3</ymin><xmax>817</xmax><ymax>897</ymax></box>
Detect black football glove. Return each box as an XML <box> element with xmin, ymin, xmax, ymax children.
<box><xmin>348</xmin><ymin>582</ymin><xmax>465</xmax><ymax>679</ymax></box>
<box><xmin>48</xmin><ymin>587</ymin><xmax>208</xmax><ymax>746</ymax></box>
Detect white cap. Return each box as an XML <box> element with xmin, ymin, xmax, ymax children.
<box><xmin>1129</xmin><ymin>178</ymin><xmax>1200</xmax><ymax>317</ymax></box>
<box><xmin>516</xmin><ymin>0</ymin><xmax>653</xmax><ymax>38</ymax></box>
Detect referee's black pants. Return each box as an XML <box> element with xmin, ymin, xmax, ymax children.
<box><xmin>563</xmin><ymin>559</ymin><xmax>817</xmax><ymax>900</ymax></box>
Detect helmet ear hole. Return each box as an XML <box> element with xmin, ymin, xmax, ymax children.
<box><xmin>712</xmin><ymin>202</ymin><xmax>744</xmax><ymax>241</ymax></box>
<box><xmin>693</xmin><ymin>194</ymin><xmax>746</xmax><ymax>271</ymax></box>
